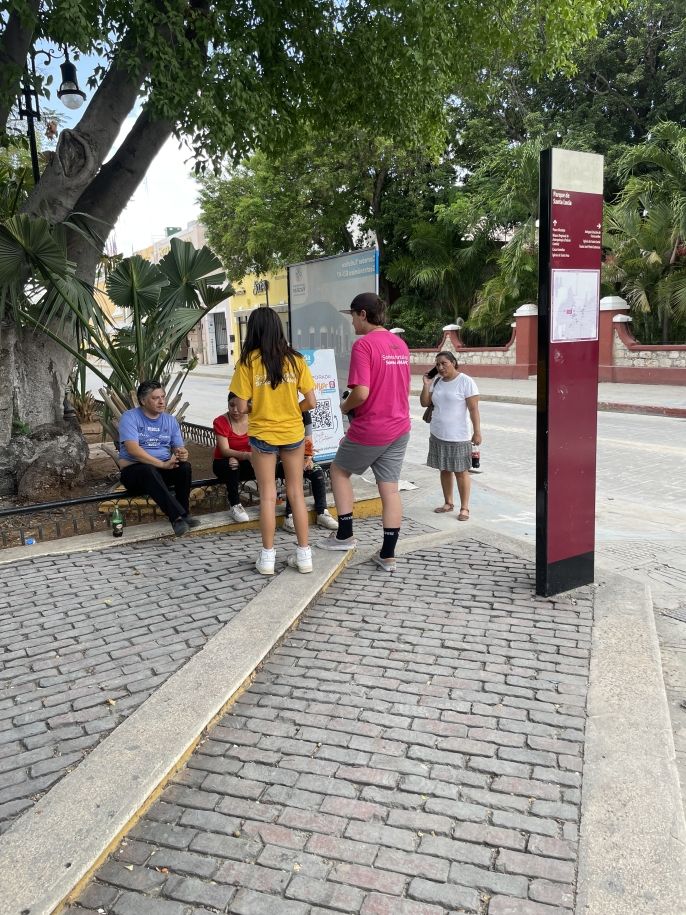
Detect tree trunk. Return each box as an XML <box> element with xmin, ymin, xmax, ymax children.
<box><xmin>0</xmin><ymin>3</ymin><xmax>39</xmax><ymax>130</ymax></box>
<box><xmin>0</xmin><ymin>316</ymin><xmax>74</xmax><ymax>496</ymax></box>
<box><xmin>0</xmin><ymin>319</ymin><xmax>74</xmax><ymax>444</ymax></box>
<box><xmin>22</xmin><ymin>33</ymin><xmax>146</xmax><ymax>223</ymax></box>
<box><xmin>3</xmin><ymin>13</ymin><xmax>197</xmax><ymax>495</ymax></box>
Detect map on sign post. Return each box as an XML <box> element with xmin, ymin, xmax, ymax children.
<box><xmin>550</xmin><ymin>268</ymin><xmax>600</xmax><ymax>342</ymax></box>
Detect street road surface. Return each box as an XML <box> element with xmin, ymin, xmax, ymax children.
<box><xmin>168</xmin><ymin>370</ymin><xmax>686</xmax><ymax>545</ymax></box>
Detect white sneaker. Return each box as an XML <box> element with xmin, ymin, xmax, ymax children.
<box><xmin>372</xmin><ymin>552</ymin><xmax>396</xmax><ymax>573</ymax></box>
<box><xmin>287</xmin><ymin>546</ymin><xmax>313</xmax><ymax>574</ymax></box>
<box><xmin>316</xmin><ymin>510</ymin><xmax>339</xmax><ymax>531</ymax></box>
<box><xmin>255</xmin><ymin>549</ymin><xmax>275</xmax><ymax>575</ymax></box>
<box><xmin>282</xmin><ymin>515</ymin><xmax>296</xmax><ymax>534</ymax></box>
<box><xmin>230</xmin><ymin>504</ymin><xmax>249</xmax><ymax>523</ymax></box>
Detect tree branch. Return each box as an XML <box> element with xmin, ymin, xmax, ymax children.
<box><xmin>23</xmin><ymin>31</ymin><xmax>148</xmax><ymax>222</ymax></box>
<box><xmin>0</xmin><ymin>1</ymin><xmax>40</xmax><ymax>129</ymax></box>
<box><xmin>67</xmin><ymin>108</ymin><xmax>173</xmax><ymax>281</ymax></box>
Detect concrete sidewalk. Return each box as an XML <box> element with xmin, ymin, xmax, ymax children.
<box><xmin>0</xmin><ymin>514</ymin><xmax>683</xmax><ymax>914</ymax></box>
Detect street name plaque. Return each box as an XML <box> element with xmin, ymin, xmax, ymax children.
<box><xmin>536</xmin><ymin>148</ymin><xmax>604</xmax><ymax>596</ymax></box>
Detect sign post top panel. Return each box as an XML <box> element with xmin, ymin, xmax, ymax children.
<box><xmin>551</xmin><ymin>148</ymin><xmax>603</xmax><ymax>195</ymax></box>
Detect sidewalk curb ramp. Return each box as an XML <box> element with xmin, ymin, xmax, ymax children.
<box><xmin>0</xmin><ymin>551</ymin><xmax>351</xmax><ymax>915</ymax></box>
<box><xmin>576</xmin><ymin>573</ymin><xmax>686</xmax><ymax>915</ymax></box>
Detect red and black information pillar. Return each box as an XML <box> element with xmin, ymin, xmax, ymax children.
<box><xmin>536</xmin><ymin>148</ymin><xmax>604</xmax><ymax>597</ymax></box>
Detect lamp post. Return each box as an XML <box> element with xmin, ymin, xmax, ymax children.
<box><xmin>18</xmin><ymin>46</ymin><xmax>86</xmax><ymax>184</ymax></box>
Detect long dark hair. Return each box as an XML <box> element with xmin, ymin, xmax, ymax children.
<box><xmin>239</xmin><ymin>307</ymin><xmax>301</xmax><ymax>388</ymax></box>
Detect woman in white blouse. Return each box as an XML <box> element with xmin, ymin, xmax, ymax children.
<box><xmin>419</xmin><ymin>351</ymin><xmax>482</xmax><ymax>521</ymax></box>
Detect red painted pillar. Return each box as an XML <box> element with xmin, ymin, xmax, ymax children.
<box><xmin>514</xmin><ymin>304</ymin><xmax>538</xmax><ymax>376</ymax></box>
<box><xmin>599</xmin><ymin>295</ymin><xmax>628</xmax><ymax>381</ymax></box>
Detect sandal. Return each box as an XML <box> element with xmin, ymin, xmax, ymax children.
<box><xmin>457</xmin><ymin>508</ymin><xmax>470</xmax><ymax>521</ymax></box>
<box><xmin>433</xmin><ymin>503</ymin><xmax>454</xmax><ymax>514</ymax></box>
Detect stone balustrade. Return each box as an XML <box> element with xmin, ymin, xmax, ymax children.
<box><xmin>408</xmin><ymin>298</ymin><xmax>686</xmax><ymax>385</ymax></box>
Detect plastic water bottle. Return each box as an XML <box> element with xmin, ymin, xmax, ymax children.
<box><xmin>25</xmin><ymin>537</ymin><xmax>36</xmax><ymax>546</ymax></box>
<box><xmin>111</xmin><ymin>505</ymin><xmax>124</xmax><ymax>538</ymax></box>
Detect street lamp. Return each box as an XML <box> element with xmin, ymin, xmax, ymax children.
<box><xmin>57</xmin><ymin>49</ymin><xmax>87</xmax><ymax>110</ymax></box>
<box><xmin>18</xmin><ymin>45</ymin><xmax>86</xmax><ymax>183</ymax></box>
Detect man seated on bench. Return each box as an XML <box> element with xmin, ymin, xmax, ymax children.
<box><xmin>118</xmin><ymin>380</ymin><xmax>201</xmax><ymax>536</ymax></box>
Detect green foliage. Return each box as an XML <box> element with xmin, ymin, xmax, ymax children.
<box><xmin>396</xmin><ymin>137</ymin><xmax>546</xmax><ymax>338</ymax></box>
<box><xmin>386</xmin><ymin>221</ymin><xmax>488</xmax><ymax>326</ymax></box>
<box><xmin>69</xmin><ymin>387</ymin><xmax>99</xmax><ymax>423</ymax></box>
<box><xmin>101</xmin><ymin>238</ymin><xmax>230</xmax><ymax>396</ymax></box>
<box><xmin>603</xmin><ymin>122</ymin><xmax>686</xmax><ymax>343</ymax></box>
<box><xmin>3</xmin><ymin>0</ymin><xmax>614</xmax><ymax>174</ymax></box>
<box><xmin>0</xmin><ymin>137</ymin><xmax>33</xmax><ymax>219</ymax></box>
<box><xmin>450</xmin><ymin>0</ymin><xmax>686</xmax><ymax>180</ymax></box>
<box><xmin>11</xmin><ymin>415</ymin><xmax>31</xmax><ymax>436</ymax></box>
<box><xmin>387</xmin><ymin>294</ymin><xmax>447</xmax><ymax>349</ymax></box>
<box><xmin>199</xmin><ymin>128</ymin><xmax>456</xmax><ymax>284</ymax></box>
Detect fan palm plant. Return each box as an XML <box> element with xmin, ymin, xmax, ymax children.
<box><xmin>0</xmin><ymin>216</ymin><xmax>230</xmax><ymax>439</ymax></box>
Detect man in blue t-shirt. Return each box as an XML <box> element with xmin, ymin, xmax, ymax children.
<box><xmin>118</xmin><ymin>380</ymin><xmax>200</xmax><ymax>536</ymax></box>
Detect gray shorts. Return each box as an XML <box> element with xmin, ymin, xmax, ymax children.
<box><xmin>333</xmin><ymin>433</ymin><xmax>409</xmax><ymax>483</ymax></box>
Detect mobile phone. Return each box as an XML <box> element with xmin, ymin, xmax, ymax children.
<box><xmin>427</xmin><ymin>367</ymin><xmax>438</xmax><ymax>378</ymax></box>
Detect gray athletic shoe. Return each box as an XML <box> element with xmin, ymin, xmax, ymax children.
<box><xmin>372</xmin><ymin>552</ymin><xmax>396</xmax><ymax>572</ymax></box>
<box><xmin>317</xmin><ymin>532</ymin><xmax>357</xmax><ymax>551</ymax></box>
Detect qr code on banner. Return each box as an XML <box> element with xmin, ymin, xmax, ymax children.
<box><xmin>311</xmin><ymin>399</ymin><xmax>334</xmax><ymax>432</ymax></box>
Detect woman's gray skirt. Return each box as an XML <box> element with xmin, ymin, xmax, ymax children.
<box><xmin>427</xmin><ymin>434</ymin><xmax>472</xmax><ymax>472</ymax></box>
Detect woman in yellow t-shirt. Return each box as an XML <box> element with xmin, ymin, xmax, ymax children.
<box><xmin>230</xmin><ymin>308</ymin><xmax>316</xmax><ymax>575</ymax></box>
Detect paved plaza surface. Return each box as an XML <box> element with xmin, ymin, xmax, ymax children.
<box><xmin>1</xmin><ymin>375</ymin><xmax>685</xmax><ymax>914</ymax></box>
<box><xmin>0</xmin><ymin>535</ymin><xmax>269</xmax><ymax>831</ymax></box>
<box><xmin>67</xmin><ymin>537</ymin><xmax>591</xmax><ymax>915</ymax></box>
<box><xmin>0</xmin><ymin>519</ymin><xmax>432</xmax><ymax>834</ymax></box>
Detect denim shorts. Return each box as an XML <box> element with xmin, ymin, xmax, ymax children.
<box><xmin>249</xmin><ymin>436</ymin><xmax>304</xmax><ymax>454</ymax></box>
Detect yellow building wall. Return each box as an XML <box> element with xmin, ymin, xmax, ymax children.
<box><xmin>229</xmin><ymin>270</ymin><xmax>288</xmax><ymax>358</ymax></box>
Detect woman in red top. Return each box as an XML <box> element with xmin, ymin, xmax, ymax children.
<box><xmin>212</xmin><ymin>392</ymin><xmax>254</xmax><ymax>523</ymax></box>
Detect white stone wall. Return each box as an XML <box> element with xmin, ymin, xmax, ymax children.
<box><xmin>409</xmin><ymin>333</ymin><xmax>516</xmax><ymax>366</ymax></box>
<box><xmin>612</xmin><ymin>331</ymin><xmax>686</xmax><ymax>368</ymax></box>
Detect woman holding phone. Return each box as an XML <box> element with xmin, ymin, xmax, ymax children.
<box><xmin>419</xmin><ymin>351</ymin><xmax>482</xmax><ymax>520</ymax></box>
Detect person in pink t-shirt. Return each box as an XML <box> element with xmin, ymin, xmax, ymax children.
<box><xmin>318</xmin><ymin>293</ymin><xmax>410</xmax><ymax>572</ymax></box>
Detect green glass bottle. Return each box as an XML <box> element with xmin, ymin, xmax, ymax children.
<box><xmin>111</xmin><ymin>505</ymin><xmax>124</xmax><ymax>538</ymax></box>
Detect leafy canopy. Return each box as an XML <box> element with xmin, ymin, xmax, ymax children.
<box><xmin>4</xmin><ymin>0</ymin><xmax>614</xmax><ymax>168</ymax></box>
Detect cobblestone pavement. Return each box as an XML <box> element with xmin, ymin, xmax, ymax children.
<box><xmin>0</xmin><ymin>518</ymin><xmax>431</xmax><ymax>834</ymax></box>
<box><xmin>0</xmin><ymin>535</ymin><xmax>266</xmax><ymax>832</ymax></box>
<box><xmin>69</xmin><ymin>538</ymin><xmax>592</xmax><ymax>915</ymax></box>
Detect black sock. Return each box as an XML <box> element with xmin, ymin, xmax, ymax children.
<box><xmin>337</xmin><ymin>512</ymin><xmax>354</xmax><ymax>540</ymax></box>
<box><xmin>380</xmin><ymin>527</ymin><xmax>400</xmax><ymax>559</ymax></box>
